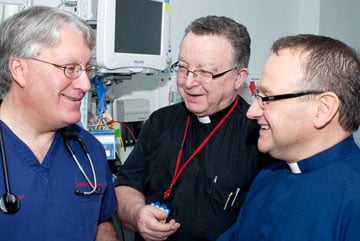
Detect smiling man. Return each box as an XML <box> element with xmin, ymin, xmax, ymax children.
<box><xmin>115</xmin><ymin>16</ymin><xmax>270</xmax><ymax>241</ymax></box>
<box><xmin>217</xmin><ymin>34</ymin><xmax>360</xmax><ymax>241</ymax></box>
<box><xmin>0</xmin><ymin>6</ymin><xmax>119</xmax><ymax>241</ymax></box>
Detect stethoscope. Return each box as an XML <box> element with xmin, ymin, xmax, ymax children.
<box><xmin>0</xmin><ymin>126</ymin><xmax>100</xmax><ymax>215</ymax></box>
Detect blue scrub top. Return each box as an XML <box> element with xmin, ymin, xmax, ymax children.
<box><xmin>0</xmin><ymin>123</ymin><xmax>118</xmax><ymax>241</ymax></box>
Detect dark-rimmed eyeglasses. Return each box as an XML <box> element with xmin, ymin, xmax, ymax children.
<box><xmin>30</xmin><ymin>58</ymin><xmax>98</xmax><ymax>79</ymax></box>
<box><xmin>254</xmin><ymin>89</ymin><xmax>325</xmax><ymax>108</ymax></box>
<box><xmin>171</xmin><ymin>61</ymin><xmax>237</xmax><ymax>83</ymax></box>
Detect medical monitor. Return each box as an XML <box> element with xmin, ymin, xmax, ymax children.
<box><xmin>96</xmin><ymin>0</ymin><xmax>171</xmax><ymax>72</ymax></box>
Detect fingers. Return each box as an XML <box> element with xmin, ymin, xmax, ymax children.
<box><xmin>139</xmin><ymin>221</ymin><xmax>179</xmax><ymax>241</ymax></box>
<box><xmin>136</xmin><ymin>205</ymin><xmax>180</xmax><ymax>240</ymax></box>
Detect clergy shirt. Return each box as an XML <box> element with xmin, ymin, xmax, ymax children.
<box><xmin>116</xmin><ymin>96</ymin><xmax>269</xmax><ymax>241</ymax></box>
<box><xmin>217</xmin><ymin>136</ymin><xmax>360</xmax><ymax>241</ymax></box>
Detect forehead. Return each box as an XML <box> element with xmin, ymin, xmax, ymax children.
<box><xmin>260</xmin><ymin>48</ymin><xmax>304</xmax><ymax>93</ymax></box>
<box><xmin>179</xmin><ymin>32</ymin><xmax>233</xmax><ymax>67</ymax></box>
<box><xmin>45</xmin><ymin>27</ymin><xmax>91</xmax><ymax>62</ymax></box>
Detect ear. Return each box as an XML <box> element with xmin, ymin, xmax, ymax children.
<box><xmin>8</xmin><ymin>57</ymin><xmax>27</xmax><ymax>87</ymax></box>
<box><xmin>234</xmin><ymin>68</ymin><xmax>249</xmax><ymax>90</ymax></box>
<box><xmin>313</xmin><ymin>92</ymin><xmax>340</xmax><ymax>129</ymax></box>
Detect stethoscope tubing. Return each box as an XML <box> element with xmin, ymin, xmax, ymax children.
<box><xmin>63</xmin><ymin>133</ymin><xmax>99</xmax><ymax>195</ymax></box>
<box><xmin>0</xmin><ymin>126</ymin><xmax>100</xmax><ymax>215</ymax></box>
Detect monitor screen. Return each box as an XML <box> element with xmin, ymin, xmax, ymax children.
<box><xmin>96</xmin><ymin>0</ymin><xmax>171</xmax><ymax>72</ymax></box>
<box><xmin>115</xmin><ymin>0</ymin><xmax>162</xmax><ymax>55</ymax></box>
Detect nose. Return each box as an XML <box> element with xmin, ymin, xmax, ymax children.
<box><xmin>246</xmin><ymin>99</ymin><xmax>263</xmax><ymax>119</ymax></box>
<box><xmin>75</xmin><ymin>71</ymin><xmax>92</xmax><ymax>92</ymax></box>
<box><xmin>182</xmin><ymin>71</ymin><xmax>201</xmax><ymax>88</ymax></box>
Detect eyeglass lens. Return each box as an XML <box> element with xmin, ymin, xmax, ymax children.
<box><xmin>173</xmin><ymin>62</ymin><xmax>235</xmax><ymax>83</ymax></box>
<box><xmin>64</xmin><ymin>65</ymin><xmax>98</xmax><ymax>79</ymax></box>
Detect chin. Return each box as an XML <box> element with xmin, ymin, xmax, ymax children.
<box><xmin>184</xmin><ymin>103</ymin><xmax>206</xmax><ymax>115</ymax></box>
<box><xmin>63</xmin><ymin>113</ymin><xmax>81</xmax><ymax>126</ymax></box>
<box><xmin>257</xmin><ymin>140</ymin><xmax>272</xmax><ymax>154</ymax></box>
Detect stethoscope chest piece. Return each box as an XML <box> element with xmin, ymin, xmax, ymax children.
<box><xmin>0</xmin><ymin>193</ymin><xmax>20</xmax><ymax>214</ymax></box>
<box><xmin>0</xmin><ymin>123</ymin><xmax>21</xmax><ymax>215</ymax></box>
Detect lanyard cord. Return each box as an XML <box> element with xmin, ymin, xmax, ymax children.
<box><xmin>163</xmin><ymin>96</ymin><xmax>239</xmax><ymax>200</ymax></box>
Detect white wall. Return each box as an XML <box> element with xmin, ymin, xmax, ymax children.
<box><xmin>171</xmin><ymin>0</ymin><xmax>302</xmax><ymax>74</ymax></box>
<box><xmin>1</xmin><ymin>0</ymin><xmax>359</xmax><ymax>145</ymax></box>
<box><xmin>319</xmin><ymin>0</ymin><xmax>360</xmax><ymax>50</ymax></box>
<box><xmin>3</xmin><ymin>0</ymin><xmax>359</xmax><ymax>70</ymax></box>
<box><xmin>4</xmin><ymin>0</ymin><xmax>359</xmax><ymax>76</ymax></box>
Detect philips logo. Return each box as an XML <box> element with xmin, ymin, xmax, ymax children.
<box><xmin>134</xmin><ymin>60</ymin><xmax>145</xmax><ymax>65</ymax></box>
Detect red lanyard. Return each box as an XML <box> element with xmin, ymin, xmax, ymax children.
<box><xmin>163</xmin><ymin>96</ymin><xmax>239</xmax><ymax>200</ymax></box>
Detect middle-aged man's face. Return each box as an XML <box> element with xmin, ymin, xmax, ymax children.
<box><xmin>246</xmin><ymin>49</ymin><xmax>318</xmax><ymax>162</ymax></box>
<box><xmin>23</xmin><ymin>27</ymin><xmax>92</xmax><ymax>129</ymax></box>
<box><xmin>176</xmin><ymin>32</ymin><xmax>246</xmax><ymax>117</ymax></box>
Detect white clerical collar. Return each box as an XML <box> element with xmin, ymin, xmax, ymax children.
<box><xmin>197</xmin><ymin>116</ymin><xmax>211</xmax><ymax>124</ymax></box>
<box><xmin>287</xmin><ymin>162</ymin><xmax>302</xmax><ymax>174</ymax></box>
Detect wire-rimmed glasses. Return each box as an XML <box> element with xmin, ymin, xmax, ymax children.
<box><xmin>31</xmin><ymin>58</ymin><xmax>98</xmax><ymax>79</ymax></box>
<box><xmin>171</xmin><ymin>61</ymin><xmax>237</xmax><ymax>84</ymax></box>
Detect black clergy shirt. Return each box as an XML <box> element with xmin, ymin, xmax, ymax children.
<box><xmin>115</xmin><ymin>95</ymin><xmax>269</xmax><ymax>241</ymax></box>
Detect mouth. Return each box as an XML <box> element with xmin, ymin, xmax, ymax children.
<box><xmin>186</xmin><ymin>92</ymin><xmax>202</xmax><ymax>97</ymax></box>
<box><xmin>260</xmin><ymin>124</ymin><xmax>270</xmax><ymax>130</ymax></box>
<box><xmin>62</xmin><ymin>94</ymin><xmax>84</xmax><ymax>102</ymax></box>
<box><xmin>184</xmin><ymin>93</ymin><xmax>204</xmax><ymax>103</ymax></box>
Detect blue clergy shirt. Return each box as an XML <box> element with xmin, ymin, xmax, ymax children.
<box><xmin>217</xmin><ymin>136</ymin><xmax>360</xmax><ymax>241</ymax></box>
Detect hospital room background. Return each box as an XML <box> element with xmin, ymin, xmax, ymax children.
<box><xmin>0</xmin><ymin>0</ymin><xmax>359</xmax><ymax>178</ymax></box>
<box><xmin>0</xmin><ymin>0</ymin><xmax>359</xmax><ymax>180</ymax></box>
<box><xmin>0</xmin><ymin>0</ymin><xmax>359</xmax><ymax>239</ymax></box>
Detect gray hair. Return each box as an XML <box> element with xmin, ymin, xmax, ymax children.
<box><xmin>0</xmin><ymin>6</ymin><xmax>95</xmax><ymax>99</ymax></box>
<box><xmin>272</xmin><ymin>34</ymin><xmax>360</xmax><ymax>132</ymax></box>
<box><xmin>183</xmin><ymin>15</ymin><xmax>251</xmax><ymax>69</ymax></box>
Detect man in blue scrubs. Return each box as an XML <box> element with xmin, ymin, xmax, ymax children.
<box><xmin>218</xmin><ymin>34</ymin><xmax>360</xmax><ymax>241</ymax></box>
<box><xmin>0</xmin><ymin>6</ymin><xmax>119</xmax><ymax>241</ymax></box>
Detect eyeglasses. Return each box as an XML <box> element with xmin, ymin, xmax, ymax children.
<box><xmin>254</xmin><ymin>89</ymin><xmax>325</xmax><ymax>108</ymax></box>
<box><xmin>30</xmin><ymin>58</ymin><xmax>98</xmax><ymax>79</ymax></box>
<box><xmin>171</xmin><ymin>61</ymin><xmax>237</xmax><ymax>83</ymax></box>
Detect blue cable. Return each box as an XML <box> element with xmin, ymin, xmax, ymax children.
<box><xmin>91</xmin><ymin>76</ymin><xmax>108</xmax><ymax>118</ymax></box>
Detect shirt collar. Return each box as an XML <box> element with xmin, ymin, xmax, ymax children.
<box><xmin>287</xmin><ymin>136</ymin><xmax>358</xmax><ymax>174</ymax></box>
<box><xmin>197</xmin><ymin>116</ymin><xmax>211</xmax><ymax>124</ymax></box>
<box><xmin>196</xmin><ymin>97</ymin><xmax>238</xmax><ymax>124</ymax></box>
<box><xmin>287</xmin><ymin>162</ymin><xmax>302</xmax><ymax>174</ymax></box>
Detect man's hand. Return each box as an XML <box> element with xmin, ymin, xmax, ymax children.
<box><xmin>135</xmin><ymin>204</ymin><xmax>180</xmax><ymax>241</ymax></box>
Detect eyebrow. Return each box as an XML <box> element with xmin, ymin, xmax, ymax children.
<box><xmin>257</xmin><ymin>85</ymin><xmax>270</xmax><ymax>94</ymax></box>
<box><xmin>179</xmin><ymin>62</ymin><xmax>226</xmax><ymax>73</ymax></box>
